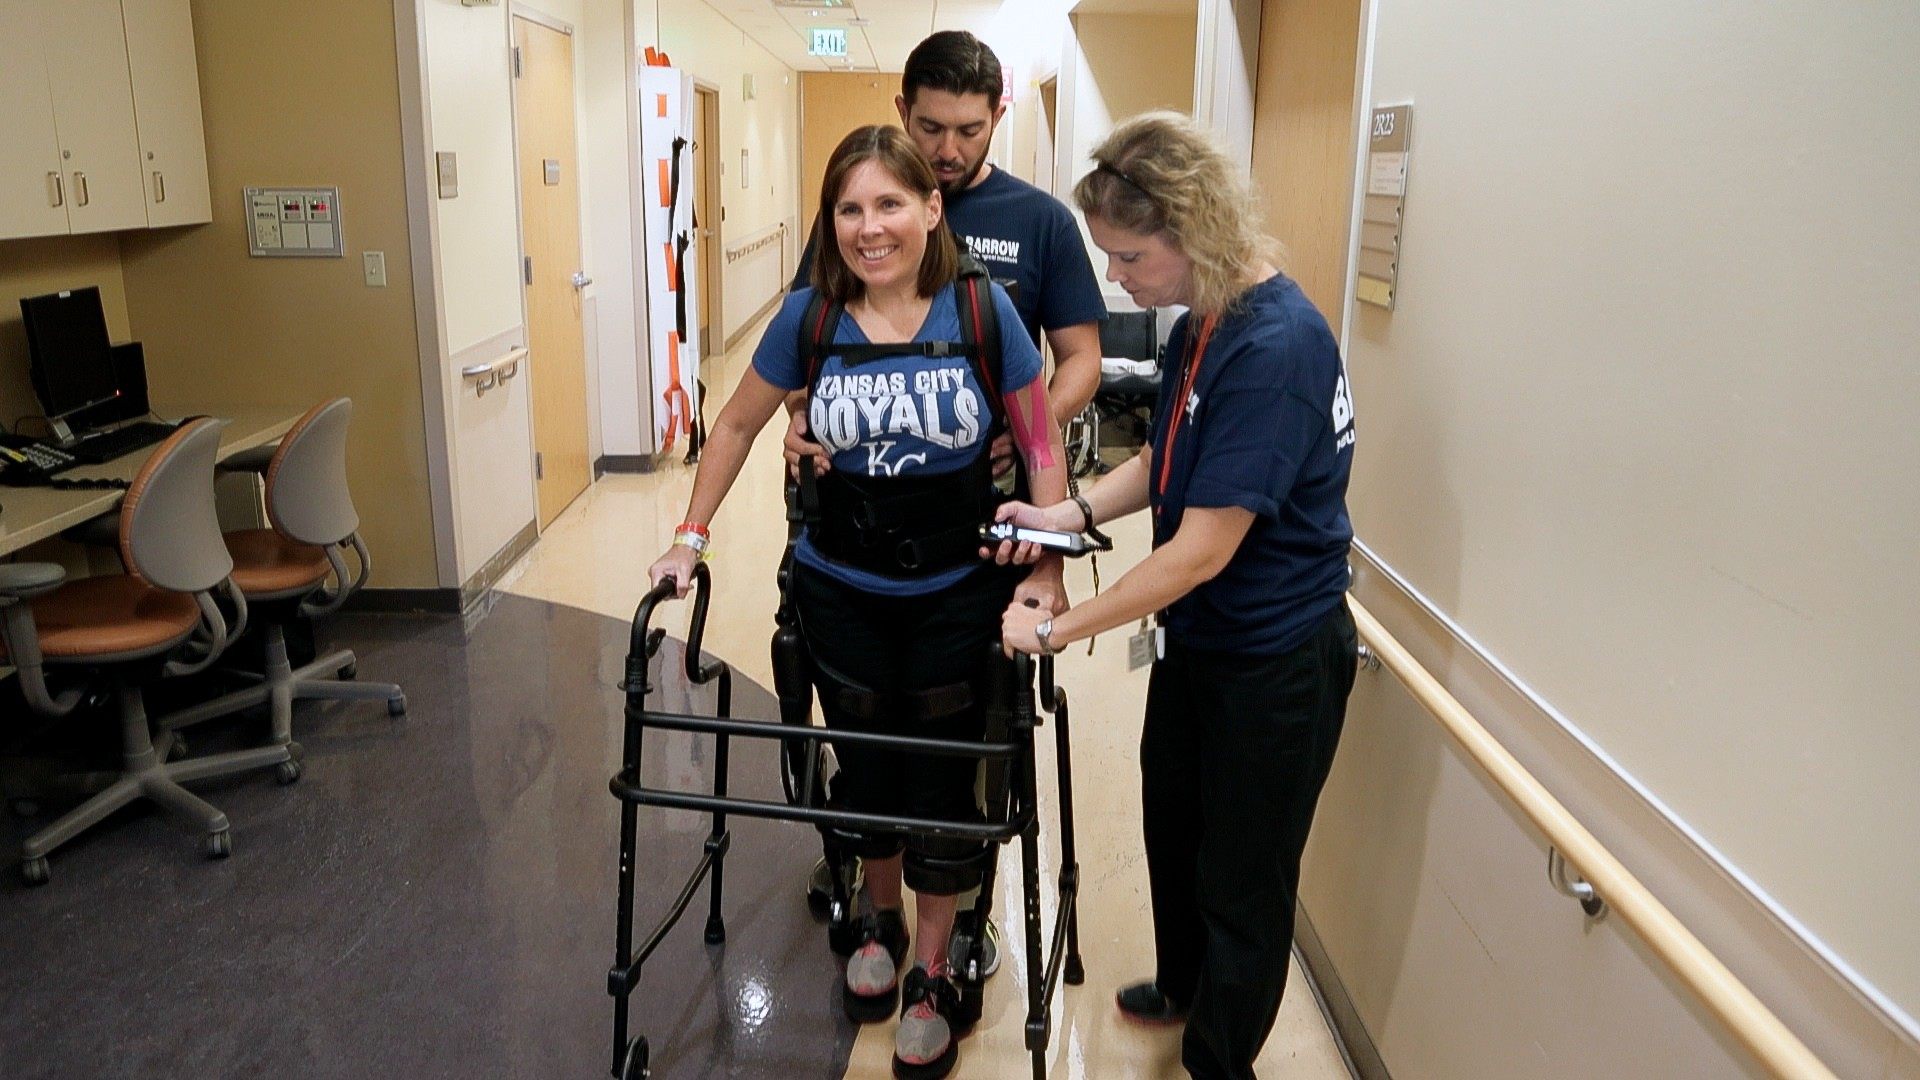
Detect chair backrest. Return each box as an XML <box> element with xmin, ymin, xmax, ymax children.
<box><xmin>1099</xmin><ymin>308</ymin><xmax>1157</xmax><ymax>364</ymax></box>
<box><xmin>118</xmin><ymin>418</ymin><xmax>233</xmax><ymax>594</ymax></box>
<box><xmin>266</xmin><ymin>398</ymin><xmax>359</xmax><ymax>547</ymax></box>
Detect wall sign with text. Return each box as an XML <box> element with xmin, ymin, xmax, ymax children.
<box><xmin>809</xmin><ymin>27</ymin><xmax>847</xmax><ymax>57</ymax></box>
<box><xmin>1356</xmin><ymin>104</ymin><xmax>1410</xmax><ymax>310</ymax></box>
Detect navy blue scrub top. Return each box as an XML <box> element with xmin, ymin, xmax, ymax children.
<box><xmin>1149</xmin><ymin>273</ymin><xmax>1355</xmax><ymax>655</ymax></box>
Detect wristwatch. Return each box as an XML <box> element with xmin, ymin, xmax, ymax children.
<box><xmin>1034</xmin><ymin>618</ymin><xmax>1061</xmax><ymax>656</ymax></box>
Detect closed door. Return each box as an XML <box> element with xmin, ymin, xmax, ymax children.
<box><xmin>512</xmin><ymin>16</ymin><xmax>591</xmax><ymax>529</ymax></box>
<box><xmin>693</xmin><ymin>85</ymin><xmax>721</xmax><ymax>348</ymax></box>
<box><xmin>799</xmin><ymin>72</ymin><xmax>901</xmax><ymax>236</ymax></box>
<box><xmin>0</xmin><ymin>0</ymin><xmax>68</xmax><ymax>239</ymax></box>
<box><xmin>42</xmin><ymin>0</ymin><xmax>146</xmax><ymax>233</ymax></box>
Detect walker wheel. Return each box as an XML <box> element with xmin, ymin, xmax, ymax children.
<box><xmin>275</xmin><ymin>759</ymin><xmax>302</xmax><ymax>785</ymax></box>
<box><xmin>206</xmin><ymin>829</ymin><xmax>232</xmax><ymax>859</ymax></box>
<box><xmin>619</xmin><ymin>1036</ymin><xmax>651</xmax><ymax>1080</ymax></box>
<box><xmin>22</xmin><ymin>856</ymin><xmax>50</xmax><ymax>886</ymax></box>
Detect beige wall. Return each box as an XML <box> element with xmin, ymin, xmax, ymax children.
<box><xmin>1059</xmin><ymin>10</ymin><xmax>1197</xmax><ymax>301</ymax></box>
<box><xmin>1249</xmin><ymin>0</ymin><xmax>1360</xmax><ymax>337</ymax></box>
<box><xmin>798</xmin><ymin>72</ymin><xmax>903</xmax><ymax>241</ymax></box>
<box><xmin>0</xmin><ymin>236</ymin><xmax>132</xmax><ymax>424</ymax></box>
<box><xmin>118</xmin><ymin>0</ymin><xmax>436</xmax><ymax>587</ymax></box>
<box><xmin>1303</xmin><ymin>1</ymin><xmax>1920</xmax><ymax>1071</ymax></box>
<box><xmin>578</xmin><ymin>0</ymin><xmax>796</xmax><ymax>457</ymax></box>
<box><xmin>657</xmin><ymin>0</ymin><xmax>800</xmax><ymax>344</ymax></box>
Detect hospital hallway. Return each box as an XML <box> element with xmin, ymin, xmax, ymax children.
<box><xmin>494</xmin><ymin>309</ymin><xmax>1356</xmax><ymax>1078</ymax></box>
<box><xmin>0</xmin><ymin>311</ymin><xmax>1348</xmax><ymax>1080</ymax></box>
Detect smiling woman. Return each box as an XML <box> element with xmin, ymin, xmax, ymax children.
<box><xmin>646</xmin><ymin>124</ymin><xmax>1068</xmax><ymax>1080</ymax></box>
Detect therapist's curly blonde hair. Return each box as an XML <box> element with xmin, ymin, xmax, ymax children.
<box><xmin>1073</xmin><ymin>112</ymin><xmax>1281</xmax><ymax>316</ymax></box>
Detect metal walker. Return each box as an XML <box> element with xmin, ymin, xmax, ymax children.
<box><xmin>606</xmin><ymin>563</ymin><xmax>1086</xmax><ymax>1079</ymax></box>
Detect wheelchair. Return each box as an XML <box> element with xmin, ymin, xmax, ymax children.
<box><xmin>1063</xmin><ymin>308</ymin><xmax>1161</xmax><ymax>478</ymax></box>
<box><xmin>605</xmin><ymin>563</ymin><xmax>1086</xmax><ymax>1080</ymax></box>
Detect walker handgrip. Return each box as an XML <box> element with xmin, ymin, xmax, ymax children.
<box><xmin>1038</xmin><ymin>656</ymin><xmax>1059</xmax><ymax>713</ymax></box>
<box><xmin>682</xmin><ymin>562</ymin><xmax>726</xmax><ymax>684</ymax></box>
<box><xmin>626</xmin><ymin>579</ymin><xmax>680</xmax><ymax>693</ymax></box>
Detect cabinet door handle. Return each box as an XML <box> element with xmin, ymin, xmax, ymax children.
<box><xmin>152</xmin><ymin>171</ymin><xmax>166</xmax><ymax>203</ymax></box>
<box><xmin>73</xmin><ymin>172</ymin><xmax>89</xmax><ymax>207</ymax></box>
<box><xmin>48</xmin><ymin>172</ymin><xmax>64</xmax><ymax>208</ymax></box>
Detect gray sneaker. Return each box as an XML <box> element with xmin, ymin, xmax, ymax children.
<box><xmin>843</xmin><ymin>909</ymin><xmax>908</xmax><ymax>1023</ymax></box>
<box><xmin>892</xmin><ymin>965</ymin><xmax>962</xmax><ymax>1080</ymax></box>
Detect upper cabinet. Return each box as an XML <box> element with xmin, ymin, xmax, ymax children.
<box><xmin>123</xmin><ymin>0</ymin><xmax>212</xmax><ymax>227</ymax></box>
<box><xmin>0</xmin><ymin>1</ymin><xmax>69</xmax><ymax>239</ymax></box>
<box><xmin>42</xmin><ymin>0</ymin><xmax>149</xmax><ymax>233</ymax></box>
<box><xmin>0</xmin><ymin>0</ymin><xmax>212</xmax><ymax>241</ymax></box>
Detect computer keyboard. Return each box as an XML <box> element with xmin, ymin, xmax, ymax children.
<box><xmin>67</xmin><ymin>420</ymin><xmax>180</xmax><ymax>464</ymax></box>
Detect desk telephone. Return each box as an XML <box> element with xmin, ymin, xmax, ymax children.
<box><xmin>0</xmin><ymin>435</ymin><xmax>128</xmax><ymax>490</ymax></box>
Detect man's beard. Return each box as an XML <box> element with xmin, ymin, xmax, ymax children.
<box><xmin>936</xmin><ymin>153</ymin><xmax>987</xmax><ymax>197</ymax></box>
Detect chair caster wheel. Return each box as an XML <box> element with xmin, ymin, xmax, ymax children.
<box><xmin>206</xmin><ymin>829</ymin><xmax>232</xmax><ymax>859</ymax></box>
<box><xmin>619</xmin><ymin>1036</ymin><xmax>650</xmax><ymax>1080</ymax></box>
<box><xmin>275</xmin><ymin>759</ymin><xmax>302</xmax><ymax>785</ymax></box>
<box><xmin>339</xmin><ymin>661</ymin><xmax>357</xmax><ymax>679</ymax></box>
<box><xmin>387</xmin><ymin>695</ymin><xmax>407</xmax><ymax>717</ymax></box>
<box><xmin>10</xmin><ymin>798</ymin><xmax>39</xmax><ymax>819</ymax></box>
<box><xmin>22</xmin><ymin>856</ymin><xmax>50</xmax><ymax>886</ymax></box>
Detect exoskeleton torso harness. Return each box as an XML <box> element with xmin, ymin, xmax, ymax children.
<box><xmin>792</xmin><ymin>259</ymin><xmax>1026</xmax><ymax>579</ymax></box>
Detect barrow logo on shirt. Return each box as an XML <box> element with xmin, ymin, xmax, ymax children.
<box><xmin>1332</xmin><ymin>367</ymin><xmax>1356</xmax><ymax>452</ymax></box>
<box><xmin>962</xmin><ymin>234</ymin><xmax>1021</xmax><ymax>266</ymax></box>
<box><xmin>809</xmin><ymin>363</ymin><xmax>985</xmax><ymax>475</ymax></box>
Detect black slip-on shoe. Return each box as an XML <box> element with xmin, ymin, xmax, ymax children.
<box><xmin>1115</xmin><ymin>980</ymin><xmax>1189</xmax><ymax>1027</ymax></box>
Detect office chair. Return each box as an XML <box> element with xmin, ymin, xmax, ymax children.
<box><xmin>0</xmin><ymin>419</ymin><xmax>292</xmax><ymax>885</ymax></box>
<box><xmin>158</xmin><ymin>399</ymin><xmax>404</xmax><ymax>771</ymax></box>
<box><xmin>1064</xmin><ymin>308</ymin><xmax>1161</xmax><ymax>476</ymax></box>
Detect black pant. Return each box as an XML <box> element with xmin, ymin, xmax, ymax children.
<box><xmin>792</xmin><ymin>562</ymin><xmax>1018</xmax><ymax>896</ymax></box>
<box><xmin>1142</xmin><ymin>603</ymin><xmax>1358</xmax><ymax>1080</ymax></box>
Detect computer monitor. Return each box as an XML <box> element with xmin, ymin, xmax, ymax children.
<box><xmin>1099</xmin><ymin>308</ymin><xmax>1158</xmax><ymax>364</ymax></box>
<box><xmin>20</xmin><ymin>287</ymin><xmax>120</xmax><ymax>441</ymax></box>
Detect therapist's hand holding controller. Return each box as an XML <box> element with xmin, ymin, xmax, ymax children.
<box><xmin>981</xmin><ymin>500</ymin><xmax>1084</xmax><ymax>566</ymax></box>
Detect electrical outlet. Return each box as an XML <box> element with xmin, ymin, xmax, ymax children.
<box><xmin>363</xmin><ymin>251</ymin><xmax>387</xmax><ymax>287</ymax></box>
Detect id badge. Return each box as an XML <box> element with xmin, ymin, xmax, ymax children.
<box><xmin>1127</xmin><ymin>617</ymin><xmax>1166</xmax><ymax>671</ymax></box>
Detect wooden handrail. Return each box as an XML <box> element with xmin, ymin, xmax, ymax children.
<box><xmin>1347</xmin><ymin>596</ymin><xmax>1837</xmax><ymax>1079</ymax></box>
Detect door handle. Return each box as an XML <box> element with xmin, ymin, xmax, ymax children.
<box><xmin>47</xmin><ymin>172</ymin><xmax>63</xmax><ymax>208</ymax></box>
<box><xmin>73</xmin><ymin>172</ymin><xmax>89</xmax><ymax>207</ymax></box>
<box><xmin>153</xmin><ymin>171</ymin><xmax>166</xmax><ymax>203</ymax></box>
<box><xmin>570</xmin><ymin>272</ymin><xmax>593</xmax><ymax>289</ymax></box>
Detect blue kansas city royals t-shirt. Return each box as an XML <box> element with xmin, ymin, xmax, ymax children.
<box><xmin>755</xmin><ymin>281</ymin><xmax>1043</xmax><ymax>595</ymax></box>
<box><xmin>1149</xmin><ymin>274</ymin><xmax>1355</xmax><ymax>655</ymax></box>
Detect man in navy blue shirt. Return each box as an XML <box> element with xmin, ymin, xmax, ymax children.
<box><xmin>786</xmin><ymin>31</ymin><xmax>1107</xmax><ymax>470</ymax></box>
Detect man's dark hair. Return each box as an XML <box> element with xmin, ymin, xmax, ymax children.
<box><xmin>901</xmin><ymin>30</ymin><xmax>1003</xmax><ymax>112</ymax></box>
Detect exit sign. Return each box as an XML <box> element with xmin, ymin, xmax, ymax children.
<box><xmin>810</xmin><ymin>27</ymin><xmax>847</xmax><ymax>57</ymax></box>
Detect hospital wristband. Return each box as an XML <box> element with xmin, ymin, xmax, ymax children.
<box><xmin>672</xmin><ymin>523</ymin><xmax>711</xmax><ymax>556</ymax></box>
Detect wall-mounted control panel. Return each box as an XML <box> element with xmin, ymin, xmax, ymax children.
<box><xmin>245</xmin><ymin>187</ymin><xmax>344</xmax><ymax>257</ymax></box>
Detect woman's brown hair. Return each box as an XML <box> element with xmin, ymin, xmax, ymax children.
<box><xmin>810</xmin><ymin>125</ymin><xmax>960</xmax><ymax>303</ymax></box>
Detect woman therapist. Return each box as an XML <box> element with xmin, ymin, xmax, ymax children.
<box><xmin>994</xmin><ymin>112</ymin><xmax>1359</xmax><ymax>1080</ymax></box>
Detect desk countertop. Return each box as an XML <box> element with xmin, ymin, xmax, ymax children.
<box><xmin>0</xmin><ymin>406</ymin><xmax>304</xmax><ymax>558</ymax></box>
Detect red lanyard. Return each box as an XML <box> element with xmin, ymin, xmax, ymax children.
<box><xmin>1156</xmin><ymin>313</ymin><xmax>1219</xmax><ymax>497</ymax></box>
